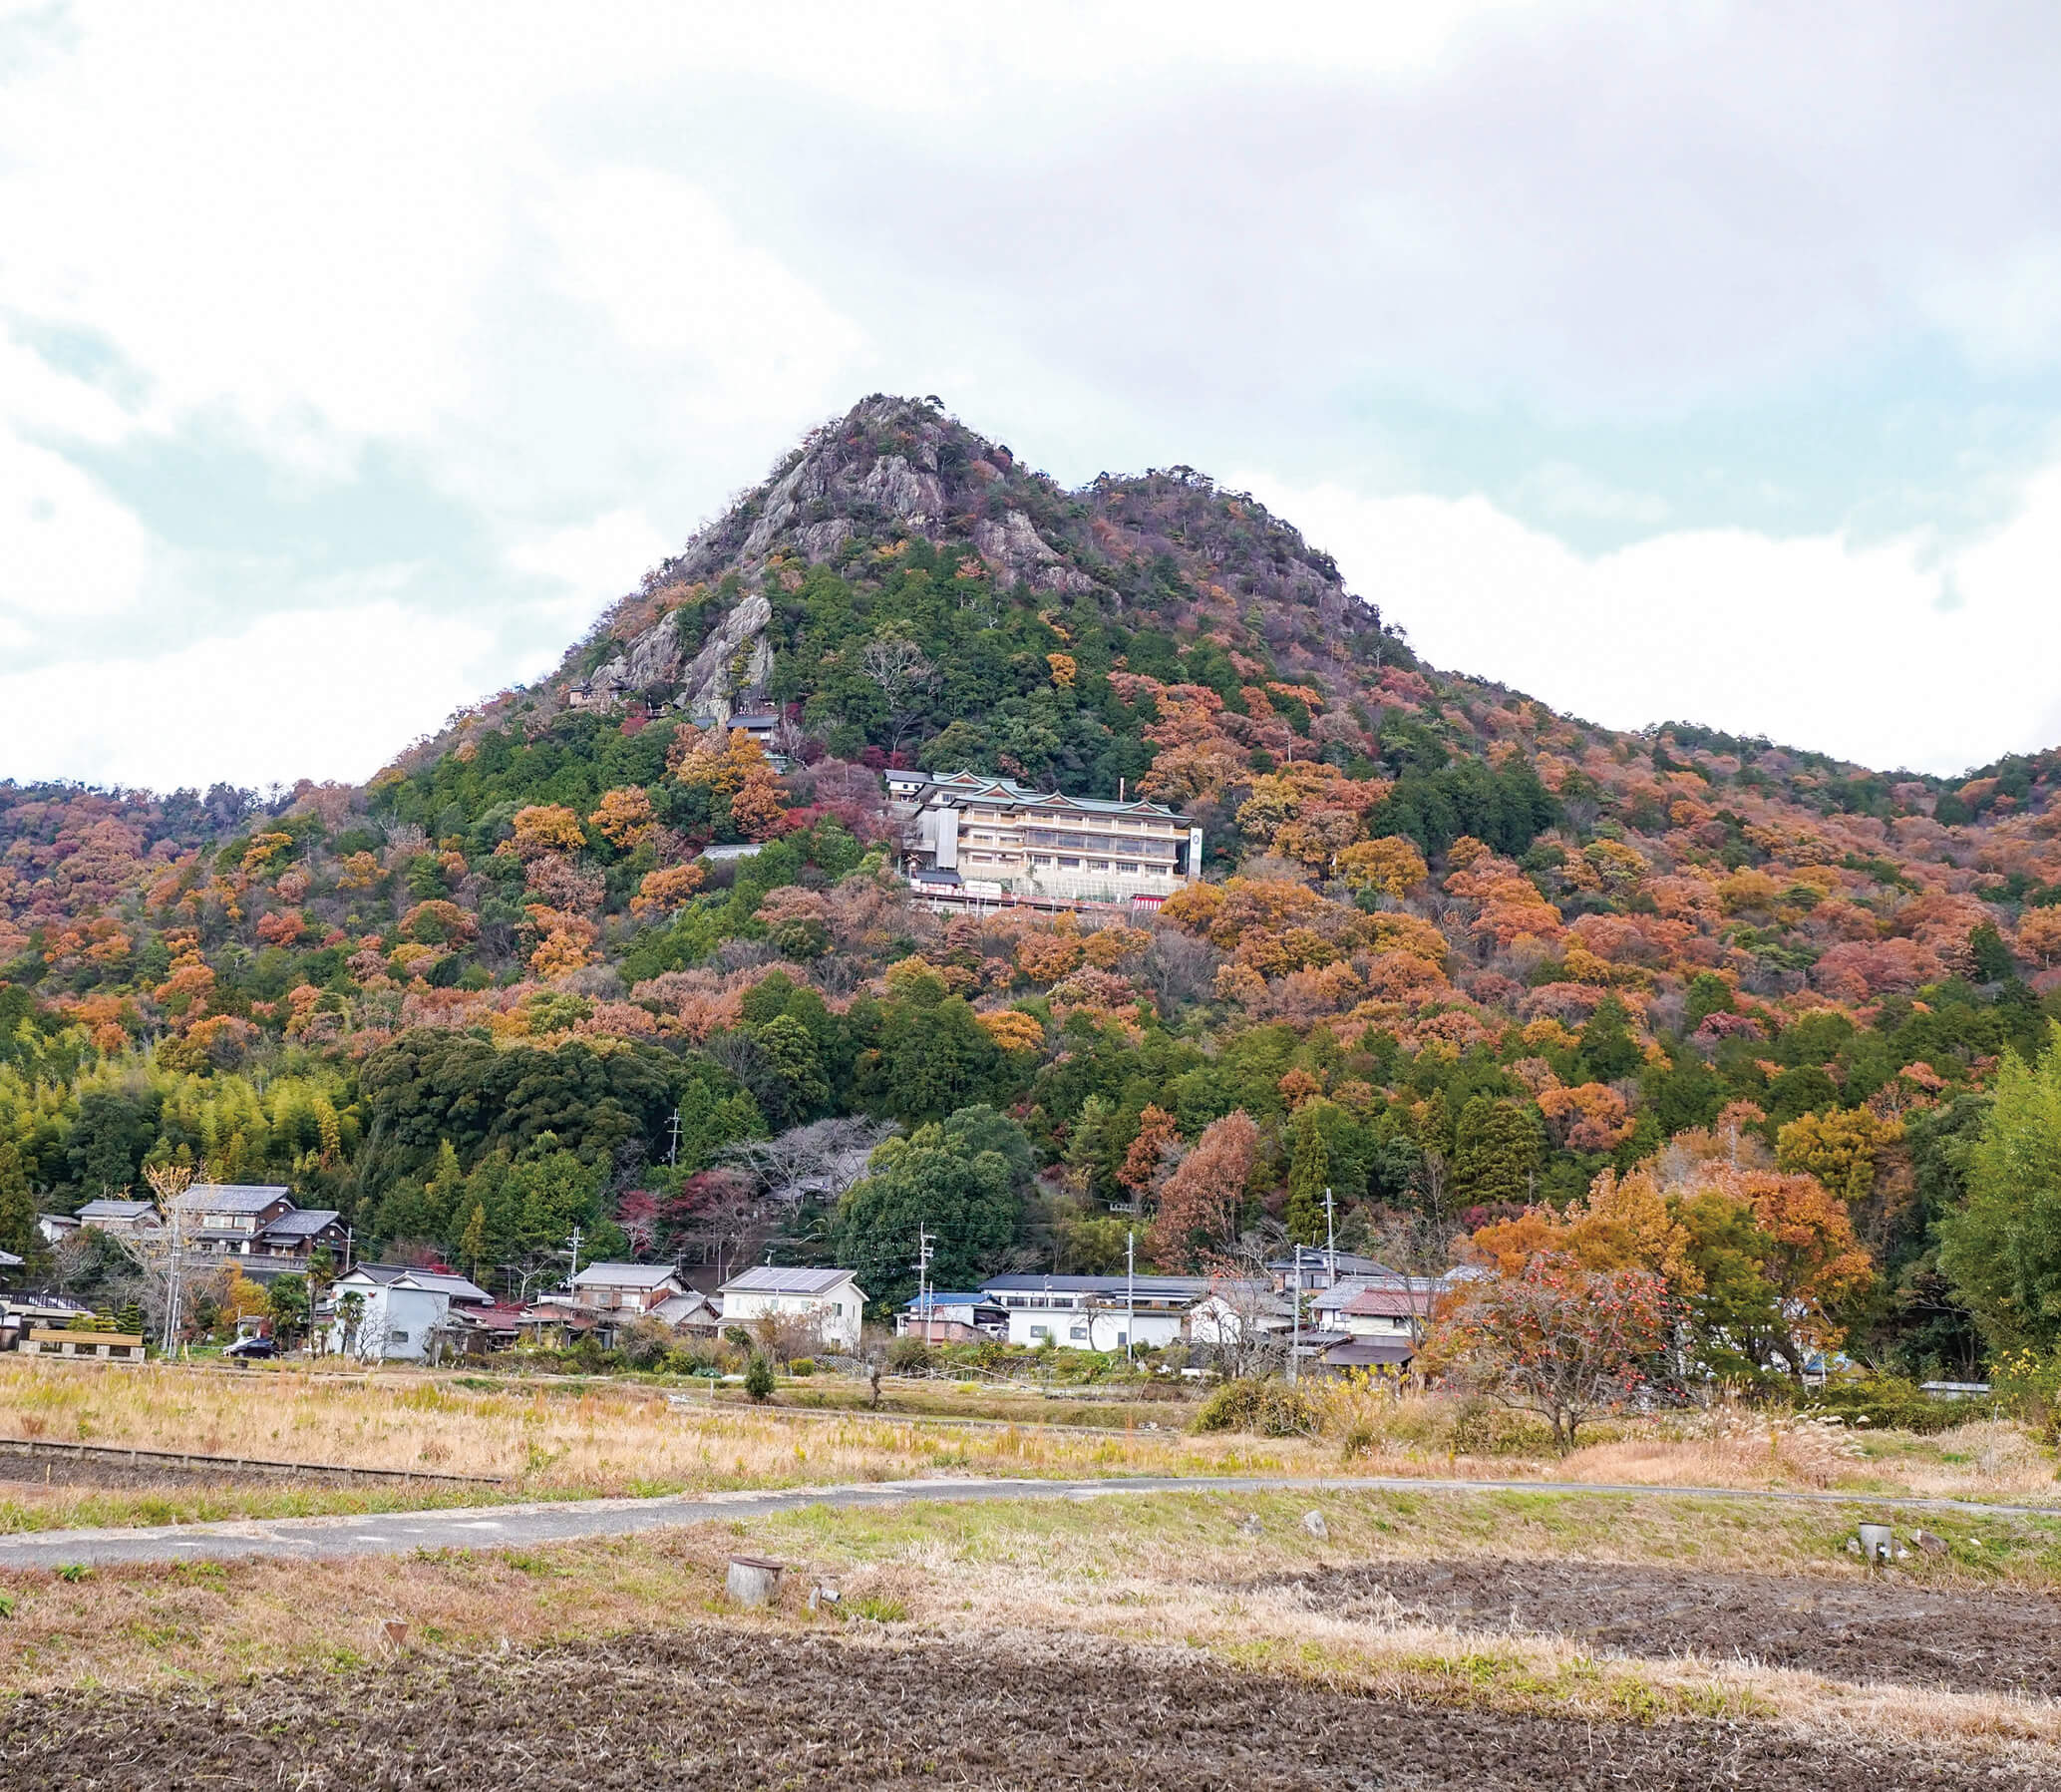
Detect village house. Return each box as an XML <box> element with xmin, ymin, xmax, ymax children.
<box><xmin>717</xmin><ymin>1265</ymin><xmax>865</xmax><ymax>1351</ymax></box>
<box><xmin>979</xmin><ymin>1273</ymin><xmax>1209</xmax><ymax>1352</ymax></box>
<box><xmin>884</xmin><ymin>769</ymin><xmax>1202</xmax><ymax>911</ymax></box>
<box><xmin>566</xmin><ymin>1262</ymin><xmax>687</xmax><ymax>1314</ymax></box>
<box><xmin>325</xmin><ymin>1264</ymin><xmax>495</xmax><ymax>1363</ymax></box>
<box><xmin>1336</xmin><ymin>1285</ymin><xmax>1436</xmax><ymax>1343</ymax></box>
<box><xmin>647</xmin><ymin>1289</ymin><xmax>723</xmax><ymax>1335</ymax></box>
<box><xmin>0</xmin><ymin>1293</ymin><xmax>93</xmax><ymax>1349</ymax></box>
<box><xmin>894</xmin><ymin>1289</ymin><xmax>1006</xmax><ymax>1341</ymax></box>
<box><xmin>71</xmin><ymin>1198</ymin><xmax>162</xmax><ymax>1237</ymax></box>
<box><xmin>172</xmin><ymin>1184</ymin><xmax>349</xmax><ymax>1277</ymax></box>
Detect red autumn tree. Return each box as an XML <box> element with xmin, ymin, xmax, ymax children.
<box><xmin>1148</xmin><ymin>1109</ymin><xmax>1257</xmax><ymax>1266</ymax></box>
<box><xmin>1429</xmin><ymin>1254</ymin><xmax>1668</xmax><ymax>1453</ymax></box>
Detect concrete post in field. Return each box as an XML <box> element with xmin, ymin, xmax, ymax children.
<box><xmin>727</xmin><ymin>1555</ymin><xmax>785</xmax><ymax>1607</ymax></box>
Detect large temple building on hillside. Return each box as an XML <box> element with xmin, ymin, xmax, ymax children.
<box><xmin>885</xmin><ymin>769</ymin><xmax>1202</xmax><ymax>911</ymax></box>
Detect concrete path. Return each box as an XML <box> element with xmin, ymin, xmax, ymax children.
<box><xmin>1</xmin><ymin>1473</ymin><xmax>2058</xmax><ymax>1571</ymax></box>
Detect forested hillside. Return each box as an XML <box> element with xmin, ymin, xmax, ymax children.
<box><xmin>7</xmin><ymin>394</ymin><xmax>2061</xmax><ymax>1376</ymax></box>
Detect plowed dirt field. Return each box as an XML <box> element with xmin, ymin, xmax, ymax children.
<box><xmin>4</xmin><ymin>1627</ymin><xmax>2051</xmax><ymax>1790</ymax></box>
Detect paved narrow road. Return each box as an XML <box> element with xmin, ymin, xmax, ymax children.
<box><xmin>0</xmin><ymin>1473</ymin><xmax>2056</xmax><ymax>1570</ymax></box>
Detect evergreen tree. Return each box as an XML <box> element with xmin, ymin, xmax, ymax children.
<box><xmin>1284</xmin><ymin>1104</ymin><xmax>1329</xmax><ymax>1246</ymax></box>
<box><xmin>1452</xmin><ymin>1097</ymin><xmax>1544</xmax><ymax>1207</ymax></box>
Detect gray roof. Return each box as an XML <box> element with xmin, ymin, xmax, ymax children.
<box><xmin>259</xmin><ymin>1208</ymin><xmax>342</xmax><ymax>1239</ymax></box>
<box><xmin>1323</xmin><ymin>1338</ymin><xmax>1417</xmax><ymax>1367</ymax></box>
<box><xmin>77</xmin><ymin>1199</ymin><xmax>157</xmax><ymax>1221</ymax></box>
<box><xmin>722</xmin><ymin>1265</ymin><xmax>858</xmax><ymax>1296</ymax></box>
<box><xmin>0</xmin><ymin>1250</ymin><xmax>21</xmax><ymax>1267</ymax></box>
<box><xmin>176</xmin><ymin>1184</ymin><xmax>292</xmax><ymax>1214</ymax></box>
<box><xmin>902</xmin><ymin>770</ymin><xmax>1190</xmax><ymax>823</ymax></box>
<box><xmin>570</xmin><ymin>1262</ymin><xmax>682</xmax><ymax>1289</ymax></box>
<box><xmin>398</xmin><ymin>1270</ymin><xmax>494</xmax><ymax>1303</ymax></box>
<box><xmin>982</xmin><ymin>1272</ymin><xmax>1210</xmax><ymax>1298</ymax></box>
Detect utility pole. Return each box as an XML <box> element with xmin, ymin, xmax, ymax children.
<box><xmin>1324</xmin><ymin>1187</ymin><xmax>1336</xmax><ymax>1283</ymax></box>
<box><xmin>1125</xmin><ymin>1229</ymin><xmax>1136</xmax><ymax>1366</ymax></box>
<box><xmin>1287</xmin><ymin>1246</ymin><xmax>1302</xmax><ymax>1385</ymax></box>
<box><xmin>913</xmin><ymin>1224</ymin><xmax>935</xmax><ymax>1344</ymax></box>
<box><xmin>162</xmin><ymin>1198</ymin><xmax>185</xmax><ymax>1355</ymax></box>
<box><xmin>667</xmin><ymin>1109</ymin><xmax>683</xmax><ymax>1171</ymax></box>
<box><xmin>563</xmin><ymin>1225</ymin><xmax>584</xmax><ymax>1284</ymax></box>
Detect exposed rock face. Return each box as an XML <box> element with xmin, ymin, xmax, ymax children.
<box><xmin>973</xmin><ymin>510</ymin><xmax>1095</xmax><ymax>594</ymax></box>
<box><xmin>577</xmin><ymin>591</ymin><xmax>772</xmax><ymax>721</ymax></box>
<box><xmin>583</xmin><ymin>608</ymin><xmax>687</xmax><ymax>703</ymax></box>
<box><xmin>677</xmin><ymin>593</ymin><xmax>774</xmax><ymax>722</ymax></box>
<box><xmin>531</xmin><ymin>391</ymin><xmax>1397</xmax><ymax>740</ymax></box>
<box><xmin>737</xmin><ymin>408</ymin><xmax>946</xmax><ymax>565</ymax></box>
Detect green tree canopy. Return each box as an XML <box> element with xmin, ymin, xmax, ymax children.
<box><xmin>1938</xmin><ymin>1027</ymin><xmax>2061</xmax><ymax>1354</ymax></box>
<box><xmin>830</xmin><ymin>1105</ymin><xmax>1031</xmax><ymax>1309</ymax></box>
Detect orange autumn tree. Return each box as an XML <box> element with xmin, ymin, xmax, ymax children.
<box><xmin>1471</xmin><ymin>1142</ymin><xmax>1871</xmax><ymax>1387</ymax></box>
<box><xmin>1336</xmin><ymin>835</ymin><xmax>1429</xmax><ymax>898</ymax></box>
<box><xmin>588</xmin><ymin>786</ymin><xmax>656</xmax><ymax>850</ymax></box>
<box><xmin>1119</xmin><ymin>1105</ymin><xmax>1181</xmax><ymax>1196</ymax></box>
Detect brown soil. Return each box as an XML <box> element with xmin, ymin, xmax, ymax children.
<box><xmin>2</xmin><ymin>1628</ymin><xmax>2048</xmax><ymax>1790</ymax></box>
<box><xmin>1279</xmin><ymin>1558</ymin><xmax>2061</xmax><ymax>1699</ymax></box>
<box><xmin>0</xmin><ymin>1457</ymin><xmax>384</xmax><ymax>1493</ymax></box>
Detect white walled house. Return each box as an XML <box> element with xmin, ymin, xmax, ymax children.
<box><xmin>326</xmin><ymin>1265</ymin><xmax>495</xmax><ymax>1363</ymax></box>
<box><xmin>717</xmin><ymin>1265</ymin><xmax>865</xmax><ymax>1351</ymax></box>
<box><xmin>979</xmin><ymin>1274</ymin><xmax>1207</xmax><ymax>1352</ymax></box>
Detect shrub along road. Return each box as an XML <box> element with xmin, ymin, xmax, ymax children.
<box><xmin>2</xmin><ymin>1471</ymin><xmax>2058</xmax><ymax>1570</ymax></box>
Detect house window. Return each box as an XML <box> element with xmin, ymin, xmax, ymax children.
<box><xmin>1069</xmin><ymin>1323</ymin><xmax>1089</xmax><ymax>1341</ymax></box>
<box><xmin>1029</xmin><ymin>1324</ymin><xmax>1049</xmax><ymax>1339</ymax></box>
<box><xmin>1059</xmin><ymin>858</ymin><xmax>1080</xmax><ymax>869</ymax></box>
<box><xmin>1116</xmin><ymin>863</ymin><xmax>1139</xmax><ymax>874</ymax></box>
<box><xmin>389</xmin><ymin>1328</ymin><xmax>410</xmax><ymax>1343</ymax></box>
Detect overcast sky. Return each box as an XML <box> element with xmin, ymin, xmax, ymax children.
<box><xmin>6</xmin><ymin>2</ymin><xmax>2061</xmax><ymax>790</ymax></box>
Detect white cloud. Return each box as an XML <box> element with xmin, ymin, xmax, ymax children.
<box><xmin>1245</xmin><ymin>462</ymin><xmax>2061</xmax><ymax>777</ymax></box>
<box><xmin>4</xmin><ymin>1</ymin><xmax>2061</xmax><ymax>790</ymax></box>
<box><xmin>0</xmin><ymin>601</ymin><xmax>499</xmax><ymax>790</ymax></box>
<box><xmin>507</xmin><ymin>507</ymin><xmax>674</xmax><ymax>635</ymax></box>
<box><xmin>532</xmin><ymin>167</ymin><xmax>870</xmax><ymax>424</ymax></box>
<box><xmin>0</xmin><ymin>429</ymin><xmax>157</xmax><ymax>620</ymax></box>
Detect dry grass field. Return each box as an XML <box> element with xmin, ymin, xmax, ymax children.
<box><xmin>0</xmin><ymin>1357</ymin><xmax>2054</xmax><ymax>1533</ymax></box>
<box><xmin>4</xmin><ymin>1487</ymin><xmax>2061</xmax><ymax>1787</ymax></box>
<box><xmin>0</xmin><ymin>1357</ymin><xmax>1320</xmax><ymax>1529</ymax></box>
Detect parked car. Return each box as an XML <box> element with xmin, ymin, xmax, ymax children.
<box><xmin>222</xmin><ymin>1335</ymin><xmax>276</xmax><ymax>1359</ymax></box>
